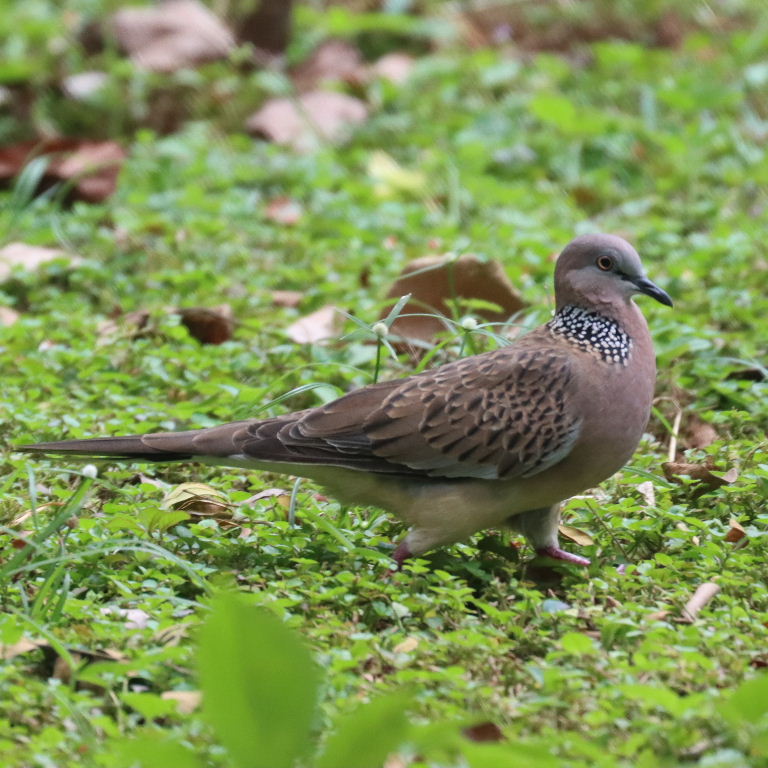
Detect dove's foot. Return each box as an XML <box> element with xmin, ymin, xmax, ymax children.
<box><xmin>392</xmin><ymin>541</ymin><xmax>412</xmax><ymax>571</ymax></box>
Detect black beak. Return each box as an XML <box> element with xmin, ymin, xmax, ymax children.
<box><xmin>628</xmin><ymin>275</ymin><xmax>673</xmax><ymax>307</ymax></box>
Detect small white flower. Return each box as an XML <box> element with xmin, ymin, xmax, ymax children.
<box><xmin>82</xmin><ymin>464</ymin><xmax>98</xmax><ymax>478</ymax></box>
<box><xmin>460</xmin><ymin>316</ymin><xmax>478</xmax><ymax>331</ymax></box>
<box><xmin>372</xmin><ymin>322</ymin><xmax>389</xmax><ymax>338</ymax></box>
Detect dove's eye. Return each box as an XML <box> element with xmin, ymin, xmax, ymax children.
<box><xmin>596</xmin><ymin>254</ymin><xmax>614</xmax><ymax>271</ymax></box>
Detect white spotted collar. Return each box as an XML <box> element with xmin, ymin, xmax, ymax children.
<box><xmin>547</xmin><ymin>305</ymin><xmax>632</xmax><ymax>365</ymax></box>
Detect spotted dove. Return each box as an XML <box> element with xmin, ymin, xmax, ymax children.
<box><xmin>18</xmin><ymin>234</ymin><xmax>672</xmax><ymax>567</ymax></box>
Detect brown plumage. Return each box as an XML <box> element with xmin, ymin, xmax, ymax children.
<box><xmin>18</xmin><ymin>234</ymin><xmax>672</xmax><ymax>567</ymax></box>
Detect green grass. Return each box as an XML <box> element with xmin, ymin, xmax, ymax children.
<box><xmin>1</xmin><ymin>1</ymin><xmax>768</xmax><ymax>766</ymax></box>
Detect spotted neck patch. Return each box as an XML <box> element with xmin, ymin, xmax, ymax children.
<box><xmin>547</xmin><ymin>305</ymin><xmax>632</xmax><ymax>365</ymax></box>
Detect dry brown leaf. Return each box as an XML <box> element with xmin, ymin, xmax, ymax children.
<box><xmin>0</xmin><ymin>306</ymin><xmax>20</xmax><ymax>326</ymax></box>
<box><xmin>0</xmin><ymin>242</ymin><xmax>69</xmax><ymax>282</ymax></box>
<box><xmin>393</xmin><ymin>637</ymin><xmax>419</xmax><ymax>654</ymax></box>
<box><xmin>97</xmin><ymin>648</ymin><xmax>128</xmax><ymax>662</ymax></box>
<box><xmin>680</xmin><ymin>582</ymin><xmax>720</xmax><ymax>622</ymax></box>
<box><xmin>245</xmin><ymin>488</ymin><xmax>291</xmax><ymax>503</ymax></box>
<box><xmin>0</xmin><ymin>138</ymin><xmax>125</xmax><ymax>203</ymax></box>
<box><xmin>285</xmin><ymin>304</ymin><xmax>341</xmax><ymax>344</ymax></box>
<box><xmin>291</xmin><ymin>39</ymin><xmax>363</xmax><ymax>92</ymax></box>
<box><xmin>684</xmin><ymin>415</ymin><xmax>719</xmax><ymax>450</ymax></box>
<box><xmin>463</xmin><ymin>722</ymin><xmax>504</xmax><ymax>743</ymax></box>
<box><xmin>457</xmin><ymin>2</ymin><xmax>688</xmax><ymax>51</ymax></box>
<box><xmin>369</xmin><ymin>53</ymin><xmax>415</xmax><ymax>85</ymax></box>
<box><xmin>725</xmin><ymin>519</ymin><xmax>747</xmax><ymax>544</ymax></box>
<box><xmin>112</xmin><ymin>0</ymin><xmax>234</xmax><ymax>73</ymax></box>
<box><xmin>383</xmin><ymin>254</ymin><xmax>525</xmax><ymax>343</ymax></box>
<box><xmin>662</xmin><ymin>456</ymin><xmax>738</xmax><ymax>494</ymax></box>
<box><xmin>178</xmin><ymin>305</ymin><xmax>234</xmax><ymax>345</ymax></box>
<box><xmin>558</xmin><ymin>524</ymin><xmax>595</xmax><ymax>547</ymax></box>
<box><xmin>0</xmin><ymin>637</ymin><xmax>47</xmax><ymax>660</ymax></box>
<box><xmin>55</xmin><ymin>141</ymin><xmax>126</xmax><ymax>202</ymax></box>
<box><xmin>271</xmin><ymin>290</ymin><xmax>304</xmax><ymax>308</ymax></box>
<box><xmin>265</xmin><ymin>197</ymin><xmax>303</xmax><ymax>226</ymax></box>
<box><xmin>162</xmin><ymin>690</ymin><xmax>202</xmax><ymax>714</ymax></box>
<box><xmin>247</xmin><ymin>91</ymin><xmax>368</xmax><ymax>152</ymax></box>
<box><xmin>163</xmin><ymin>482</ymin><xmax>232</xmax><ymax>521</ymax></box>
<box><xmin>11</xmin><ymin>501</ymin><xmax>61</xmax><ymax>527</ymax></box>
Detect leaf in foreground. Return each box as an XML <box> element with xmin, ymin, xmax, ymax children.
<box><xmin>316</xmin><ymin>690</ymin><xmax>412</xmax><ymax>768</ymax></box>
<box><xmin>198</xmin><ymin>593</ymin><xmax>321</xmax><ymax>768</ymax></box>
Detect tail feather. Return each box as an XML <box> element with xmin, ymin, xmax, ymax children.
<box><xmin>16</xmin><ymin>433</ymin><xmax>200</xmax><ymax>461</ymax></box>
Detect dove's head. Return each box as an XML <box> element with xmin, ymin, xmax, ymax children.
<box><xmin>554</xmin><ymin>233</ymin><xmax>672</xmax><ymax>313</ymax></box>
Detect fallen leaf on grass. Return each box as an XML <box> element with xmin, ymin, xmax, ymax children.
<box><xmin>724</xmin><ymin>519</ymin><xmax>747</xmax><ymax>544</ymax></box>
<box><xmin>0</xmin><ymin>637</ymin><xmax>47</xmax><ymax>660</ymax></box>
<box><xmin>285</xmin><ymin>304</ymin><xmax>341</xmax><ymax>344</ymax></box>
<box><xmin>112</xmin><ymin>0</ymin><xmax>234</xmax><ymax>73</ymax></box>
<box><xmin>558</xmin><ymin>525</ymin><xmax>595</xmax><ymax>546</ymax></box>
<box><xmin>247</xmin><ymin>91</ymin><xmax>368</xmax><ymax>152</ymax></box>
<box><xmin>10</xmin><ymin>529</ymin><xmax>33</xmax><ymax>549</ymax></box>
<box><xmin>463</xmin><ymin>722</ymin><xmax>504</xmax><ymax>743</ymax></box>
<box><xmin>291</xmin><ymin>39</ymin><xmax>363</xmax><ymax>92</ymax></box>
<box><xmin>680</xmin><ymin>582</ymin><xmax>721</xmax><ymax>622</ymax></box>
<box><xmin>369</xmin><ymin>53</ymin><xmax>415</xmax><ymax>85</ymax></box>
<box><xmin>457</xmin><ymin>3</ymin><xmax>686</xmax><ymax>51</ymax></box>
<box><xmin>0</xmin><ymin>242</ymin><xmax>70</xmax><ymax>282</ymax></box>
<box><xmin>54</xmin><ymin>141</ymin><xmax>127</xmax><ymax>202</ymax></box>
<box><xmin>1</xmin><ymin>636</ymin><xmax>127</xmax><ymax>671</ymax></box>
<box><xmin>163</xmin><ymin>482</ymin><xmax>232</xmax><ymax>522</ymax></box>
<box><xmin>662</xmin><ymin>456</ymin><xmax>738</xmax><ymax>494</ymax></box>
<box><xmin>162</xmin><ymin>690</ymin><xmax>201</xmax><ymax>714</ymax></box>
<box><xmin>10</xmin><ymin>501</ymin><xmax>61</xmax><ymax>527</ymax></box>
<box><xmin>244</xmin><ymin>488</ymin><xmax>291</xmax><ymax>504</ymax></box>
<box><xmin>177</xmin><ymin>305</ymin><xmax>234</xmax><ymax>345</ymax></box>
<box><xmin>382</xmin><ymin>254</ymin><xmax>525</xmax><ymax>343</ymax></box>
<box><xmin>0</xmin><ymin>139</ymin><xmax>125</xmax><ymax>203</ymax></box>
<box><xmin>271</xmin><ymin>289</ymin><xmax>304</xmax><ymax>308</ymax></box>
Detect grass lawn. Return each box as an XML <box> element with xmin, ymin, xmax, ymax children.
<box><xmin>1</xmin><ymin>2</ymin><xmax>767</xmax><ymax>766</ymax></box>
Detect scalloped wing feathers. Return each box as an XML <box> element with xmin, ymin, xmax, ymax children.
<box><xmin>238</xmin><ymin>335</ymin><xmax>582</xmax><ymax>480</ymax></box>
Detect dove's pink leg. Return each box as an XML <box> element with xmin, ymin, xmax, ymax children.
<box><xmin>536</xmin><ymin>545</ymin><xmax>591</xmax><ymax>566</ymax></box>
<box><xmin>392</xmin><ymin>541</ymin><xmax>412</xmax><ymax>571</ymax></box>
